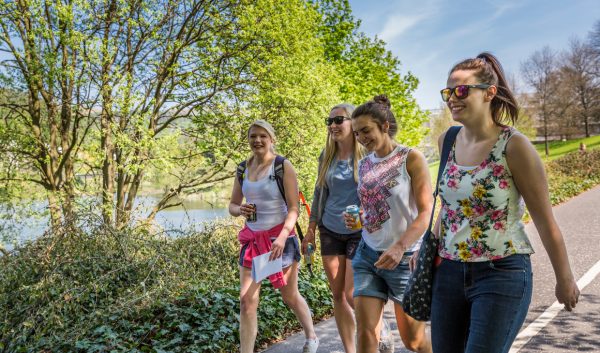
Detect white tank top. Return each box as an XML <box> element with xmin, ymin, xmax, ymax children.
<box><xmin>242</xmin><ymin>160</ymin><xmax>288</xmax><ymax>231</ymax></box>
<box><xmin>358</xmin><ymin>146</ymin><xmax>421</xmax><ymax>252</ymax></box>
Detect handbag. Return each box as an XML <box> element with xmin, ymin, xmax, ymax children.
<box><xmin>402</xmin><ymin>126</ymin><xmax>461</xmax><ymax>321</ymax></box>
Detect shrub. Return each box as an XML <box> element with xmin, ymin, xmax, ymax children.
<box><xmin>546</xmin><ymin>149</ymin><xmax>600</xmax><ymax>205</ymax></box>
<box><xmin>0</xmin><ymin>217</ymin><xmax>332</xmax><ymax>352</ymax></box>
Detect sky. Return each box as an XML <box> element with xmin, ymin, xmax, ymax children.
<box><xmin>348</xmin><ymin>0</ymin><xmax>600</xmax><ymax>111</ymax></box>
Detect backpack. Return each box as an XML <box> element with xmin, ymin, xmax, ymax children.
<box><xmin>236</xmin><ymin>155</ymin><xmax>306</xmax><ymax>242</ymax></box>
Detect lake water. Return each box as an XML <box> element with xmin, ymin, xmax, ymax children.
<box><xmin>1</xmin><ymin>195</ymin><xmax>231</xmax><ymax>248</ymax></box>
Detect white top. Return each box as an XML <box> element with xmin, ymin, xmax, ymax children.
<box><xmin>242</xmin><ymin>161</ymin><xmax>287</xmax><ymax>231</ymax></box>
<box><xmin>358</xmin><ymin>146</ymin><xmax>422</xmax><ymax>252</ymax></box>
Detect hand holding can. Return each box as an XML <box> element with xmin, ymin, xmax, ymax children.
<box><xmin>246</xmin><ymin>203</ymin><xmax>257</xmax><ymax>222</ymax></box>
<box><xmin>345</xmin><ymin>205</ymin><xmax>362</xmax><ymax>230</ymax></box>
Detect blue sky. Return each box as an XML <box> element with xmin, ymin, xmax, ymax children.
<box><xmin>348</xmin><ymin>0</ymin><xmax>600</xmax><ymax>111</ymax></box>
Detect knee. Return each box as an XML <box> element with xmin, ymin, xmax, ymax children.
<box><xmin>281</xmin><ymin>290</ymin><xmax>300</xmax><ymax>307</ymax></box>
<box><xmin>330</xmin><ymin>288</ymin><xmax>346</xmax><ymax>304</ymax></box>
<box><xmin>356</xmin><ymin>322</ymin><xmax>377</xmax><ymax>338</ymax></box>
<box><xmin>344</xmin><ymin>291</ymin><xmax>354</xmax><ymax>308</ymax></box>
<box><xmin>240</xmin><ymin>295</ymin><xmax>259</xmax><ymax>316</ymax></box>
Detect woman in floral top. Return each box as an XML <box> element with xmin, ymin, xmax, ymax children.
<box><xmin>430</xmin><ymin>52</ymin><xmax>580</xmax><ymax>353</ymax></box>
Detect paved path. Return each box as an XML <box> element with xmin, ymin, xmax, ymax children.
<box><xmin>262</xmin><ymin>186</ymin><xmax>600</xmax><ymax>353</ymax></box>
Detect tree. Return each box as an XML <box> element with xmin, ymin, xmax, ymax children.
<box><xmin>0</xmin><ymin>0</ymin><xmax>95</xmax><ymax>230</ymax></box>
<box><xmin>313</xmin><ymin>0</ymin><xmax>428</xmax><ymax>147</ymax></box>
<box><xmin>560</xmin><ymin>37</ymin><xmax>600</xmax><ymax>137</ymax></box>
<box><xmin>521</xmin><ymin>46</ymin><xmax>570</xmax><ymax>155</ymax></box>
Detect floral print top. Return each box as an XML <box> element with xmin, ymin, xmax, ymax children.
<box><xmin>438</xmin><ymin>127</ymin><xmax>534</xmax><ymax>262</ymax></box>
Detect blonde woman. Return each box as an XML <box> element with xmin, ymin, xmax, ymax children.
<box><xmin>302</xmin><ymin>104</ymin><xmax>366</xmax><ymax>352</ymax></box>
<box><xmin>229</xmin><ymin>120</ymin><xmax>318</xmax><ymax>353</ymax></box>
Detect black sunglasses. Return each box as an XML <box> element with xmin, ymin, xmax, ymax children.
<box><xmin>440</xmin><ymin>84</ymin><xmax>492</xmax><ymax>102</ymax></box>
<box><xmin>325</xmin><ymin>115</ymin><xmax>350</xmax><ymax>126</ymax></box>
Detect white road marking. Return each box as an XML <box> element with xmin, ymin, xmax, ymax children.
<box><xmin>509</xmin><ymin>259</ymin><xmax>600</xmax><ymax>352</ymax></box>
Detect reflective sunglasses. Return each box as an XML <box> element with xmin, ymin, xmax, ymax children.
<box><xmin>325</xmin><ymin>115</ymin><xmax>350</xmax><ymax>126</ymax></box>
<box><xmin>440</xmin><ymin>84</ymin><xmax>492</xmax><ymax>102</ymax></box>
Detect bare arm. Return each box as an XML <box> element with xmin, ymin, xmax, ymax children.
<box><xmin>375</xmin><ymin>149</ymin><xmax>434</xmax><ymax>269</ymax></box>
<box><xmin>506</xmin><ymin>133</ymin><xmax>579</xmax><ymax>311</ymax></box>
<box><xmin>228</xmin><ymin>176</ymin><xmax>254</xmax><ymax>219</ymax></box>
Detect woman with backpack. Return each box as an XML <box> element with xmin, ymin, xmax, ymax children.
<box><xmin>229</xmin><ymin>120</ymin><xmax>318</xmax><ymax>353</ymax></box>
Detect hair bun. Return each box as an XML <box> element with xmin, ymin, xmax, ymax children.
<box><xmin>373</xmin><ymin>94</ymin><xmax>391</xmax><ymax>109</ymax></box>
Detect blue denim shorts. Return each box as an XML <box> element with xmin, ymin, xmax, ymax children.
<box><xmin>351</xmin><ymin>240</ymin><xmax>413</xmax><ymax>304</ymax></box>
<box><xmin>239</xmin><ymin>236</ymin><xmax>301</xmax><ymax>269</ymax></box>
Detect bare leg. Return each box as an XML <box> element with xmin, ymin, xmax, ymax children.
<box><xmin>355</xmin><ymin>296</ymin><xmax>385</xmax><ymax>353</ymax></box>
<box><xmin>279</xmin><ymin>261</ymin><xmax>317</xmax><ymax>339</ymax></box>
<box><xmin>394</xmin><ymin>302</ymin><xmax>432</xmax><ymax>353</ymax></box>
<box><xmin>240</xmin><ymin>266</ymin><xmax>261</xmax><ymax>353</ymax></box>
<box><xmin>323</xmin><ymin>255</ymin><xmax>356</xmax><ymax>353</ymax></box>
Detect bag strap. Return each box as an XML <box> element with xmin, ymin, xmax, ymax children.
<box><xmin>236</xmin><ymin>160</ymin><xmax>247</xmax><ymax>188</ymax></box>
<box><xmin>427</xmin><ymin>126</ymin><xmax>462</xmax><ymax>230</ymax></box>
<box><xmin>273</xmin><ymin>155</ymin><xmax>287</xmax><ymax>202</ymax></box>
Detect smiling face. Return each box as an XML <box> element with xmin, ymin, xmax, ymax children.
<box><xmin>446</xmin><ymin>69</ymin><xmax>494</xmax><ymax>124</ymax></box>
<box><xmin>352</xmin><ymin>115</ymin><xmax>389</xmax><ymax>152</ymax></box>
<box><xmin>248</xmin><ymin>126</ymin><xmax>273</xmax><ymax>155</ymax></box>
<box><xmin>328</xmin><ymin>107</ymin><xmax>353</xmax><ymax>143</ymax></box>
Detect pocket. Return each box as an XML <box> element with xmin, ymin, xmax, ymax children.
<box><xmin>488</xmin><ymin>255</ymin><xmax>529</xmax><ymax>273</ymax></box>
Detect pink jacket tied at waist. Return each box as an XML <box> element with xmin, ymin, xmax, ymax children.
<box><xmin>238</xmin><ymin>223</ymin><xmax>295</xmax><ymax>289</ymax></box>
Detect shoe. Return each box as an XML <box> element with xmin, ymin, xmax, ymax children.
<box><xmin>302</xmin><ymin>337</ymin><xmax>319</xmax><ymax>353</ymax></box>
<box><xmin>378</xmin><ymin>319</ymin><xmax>394</xmax><ymax>353</ymax></box>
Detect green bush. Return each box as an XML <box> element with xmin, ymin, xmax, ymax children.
<box><xmin>546</xmin><ymin>149</ymin><xmax>600</xmax><ymax>205</ymax></box>
<box><xmin>0</xmin><ymin>217</ymin><xmax>332</xmax><ymax>352</ymax></box>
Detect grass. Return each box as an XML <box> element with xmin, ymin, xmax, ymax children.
<box><xmin>534</xmin><ymin>135</ymin><xmax>600</xmax><ymax>160</ymax></box>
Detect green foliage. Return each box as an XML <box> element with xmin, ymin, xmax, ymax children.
<box><xmin>546</xmin><ymin>149</ymin><xmax>600</xmax><ymax>205</ymax></box>
<box><xmin>0</xmin><ymin>217</ymin><xmax>332</xmax><ymax>352</ymax></box>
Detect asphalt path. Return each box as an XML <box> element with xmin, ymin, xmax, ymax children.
<box><xmin>262</xmin><ymin>185</ymin><xmax>600</xmax><ymax>353</ymax></box>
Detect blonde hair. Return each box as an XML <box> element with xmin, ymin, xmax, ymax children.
<box><xmin>247</xmin><ymin>119</ymin><xmax>276</xmax><ymax>154</ymax></box>
<box><xmin>316</xmin><ymin>103</ymin><xmax>365</xmax><ymax>187</ymax></box>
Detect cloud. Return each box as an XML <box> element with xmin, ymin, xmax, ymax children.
<box><xmin>379</xmin><ymin>13</ymin><xmax>427</xmax><ymax>42</ymax></box>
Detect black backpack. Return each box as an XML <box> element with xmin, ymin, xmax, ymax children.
<box><xmin>236</xmin><ymin>155</ymin><xmax>305</xmax><ymax>242</ymax></box>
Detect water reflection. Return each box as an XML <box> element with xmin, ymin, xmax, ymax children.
<box><xmin>1</xmin><ymin>195</ymin><xmax>231</xmax><ymax>249</ymax></box>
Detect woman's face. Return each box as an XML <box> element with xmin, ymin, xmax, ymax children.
<box><xmin>446</xmin><ymin>69</ymin><xmax>492</xmax><ymax>124</ymax></box>
<box><xmin>328</xmin><ymin>107</ymin><xmax>353</xmax><ymax>143</ymax></box>
<box><xmin>248</xmin><ymin>126</ymin><xmax>273</xmax><ymax>155</ymax></box>
<box><xmin>352</xmin><ymin>115</ymin><xmax>388</xmax><ymax>152</ymax></box>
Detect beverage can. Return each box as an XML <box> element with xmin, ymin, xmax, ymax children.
<box><xmin>345</xmin><ymin>205</ymin><xmax>362</xmax><ymax>230</ymax></box>
<box><xmin>305</xmin><ymin>243</ymin><xmax>315</xmax><ymax>265</ymax></box>
<box><xmin>247</xmin><ymin>203</ymin><xmax>257</xmax><ymax>222</ymax></box>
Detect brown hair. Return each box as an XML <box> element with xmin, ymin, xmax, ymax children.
<box><xmin>449</xmin><ymin>52</ymin><xmax>519</xmax><ymax>126</ymax></box>
<box><xmin>351</xmin><ymin>94</ymin><xmax>398</xmax><ymax>138</ymax></box>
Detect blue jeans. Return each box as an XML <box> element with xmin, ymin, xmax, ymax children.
<box><xmin>431</xmin><ymin>254</ymin><xmax>533</xmax><ymax>353</ymax></box>
<box><xmin>352</xmin><ymin>240</ymin><xmax>413</xmax><ymax>304</ymax></box>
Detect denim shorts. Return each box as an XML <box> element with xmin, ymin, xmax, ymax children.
<box><xmin>318</xmin><ymin>224</ymin><xmax>362</xmax><ymax>259</ymax></box>
<box><xmin>239</xmin><ymin>236</ymin><xmax>301</xmax><ymax>269</ymax></box>
<box><xmin>431</xmin><ymin>254</ymin><xmax>532</xmax><ymax>353</ymax></box>
<box><xmin>351</xmin><ymin>240</ymin><xmax>413</xmax><ymax>304</ymax></box>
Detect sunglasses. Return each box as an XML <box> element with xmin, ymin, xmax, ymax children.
<box><xmin>325</xmin><ymin>115</ymin><xmax>350</xmax><ymax>126</ymax></box>
<box><xmin>440</xmin><ymin>84</ymin><xmax>492</xmax><ymax>102</ymax></box>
